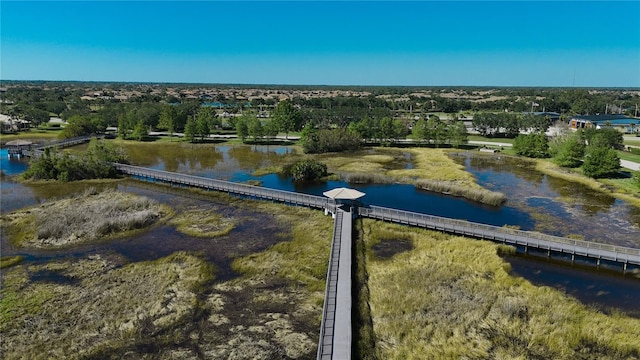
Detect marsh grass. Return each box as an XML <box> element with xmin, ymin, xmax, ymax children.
<box><xmin>0</xmin><ymin>252</ymin><xmax>214</xmax><ymax>359</ymax></box>
<box><xmin>343</xmin><ymin>172</ymin><xmax>396</xmax><ymax>184</ymax></box>
<box><xmin>388</xmin><ymin>148</ymin><xmax>478</xmax><ymax>185</ymax></box>
<box><xmin>169</xmin><ymin>208</ymin><xmax>236</xmax><ymax>238</ymax></box>
<box><xmin>3</xmin><ymin>188</ymin><xmax>172</xmax><ymax>248</ymax></box>
<box><xmin>0</xmin><ymin>256</ymin><xmax>24</xmax><ymax>269</ymax></box>
<box><xmin>415</xmin><ymin>179</ymin><xmax>507</xmax><ymax>206</ymax></box>
<box><xmin>359</xmin><ymin>219</ymin><xmax>640</xmax><ymax>359</ymax></box>
<box><xmin>231</xmin><ymin>205</ymin><xmax>333</xmax><ymax>293</ymax></box>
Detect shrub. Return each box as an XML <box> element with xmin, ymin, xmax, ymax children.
<box><xmin>282</xmin><ymin>159</ymin><xmax>328</xmax><ymax>182</ymax></box>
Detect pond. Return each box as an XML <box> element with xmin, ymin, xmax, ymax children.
<box><xmin>451</xmin><ymin>153</ymin><xmax>640</xmax><ymax>247</ymax></box>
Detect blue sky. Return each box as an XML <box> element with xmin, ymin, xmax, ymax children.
<box><xmin>2</xmin><ymin>1</ymin><xmax>639</xmax><ymax>87</ymax></box>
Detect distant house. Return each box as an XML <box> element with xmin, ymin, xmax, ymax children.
<box><xmin>569</xmin><ymin>114</ymin><xmax>640</xmax><ymax>133</ymax></box>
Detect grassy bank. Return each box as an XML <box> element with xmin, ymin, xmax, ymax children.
<box><xmin>316</xmin><ymin>147</ymin><xmax>505</xmax><ymax>206</ymax></box>
<box><xmin>359</xmin><ymin>219</ymin><xmax>640</xmax><ymax>359</ymax></box>
<box><xmin>535</xmin><ymin>159</ymin><xmax>640</xmax><ymax>208</ymax></box>
<box><xmin>0</xmin><ymin>130</ymin><xmax>61</xmax><ymax>145</ymax></box>
<box><xmin>2</xmin><ymin>188</ymin><xmax>172</xmax><ymax>248</ymax></box>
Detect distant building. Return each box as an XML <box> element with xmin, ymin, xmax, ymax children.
<box><xmin>569</xmin><ymin>114</ymin><xmax>640</xmax><ymax>133</ymax></box>
<box><xmin>523</xmin><ymin>111</ymin><xmax>561</xmax><ymax>122</ymax></box>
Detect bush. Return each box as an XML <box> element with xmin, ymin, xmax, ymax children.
<box><xmin>282</xmin><ymin>159</ymin><xmax>328</xmax><ymax>182</ymax></box>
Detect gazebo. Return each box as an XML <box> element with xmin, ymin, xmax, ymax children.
<box><xmin>323</xmin><ymin>187</ymin><xmax>366</xmax><ymax>215</ymax></box>
<box><xmin>6</xmin><ymin>140</ymin><xmax>33</xmax><ymax>158</ymax></box>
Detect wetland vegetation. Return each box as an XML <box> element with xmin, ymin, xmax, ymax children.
<box><xmin>357</xmin><ymin>219</ymin><xmax>640</xmax><ymax>359</ymax></box>
<box><xmin>0</xmin><ymin>182</ymin><xmax>333</xmax><ymax>359</ymax></box>
<box><xmin>2</xmin><ymin>188</ymin><xmax>170</xmax><ymax>249</ymax></box>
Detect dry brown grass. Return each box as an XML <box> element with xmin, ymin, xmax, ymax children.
<box><xmin>2</xmin><ymin>188</ymin><xmax>171</xmax><ymax>248</ymax></box>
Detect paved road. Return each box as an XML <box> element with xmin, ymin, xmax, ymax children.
<box><xmin>468</xmin><ymin>140</ymin><xmax>513</xmax><ymax>147</ymax></box>
<box><xmin>621</xmin><ymin>159</ymin><xmax>640</xmax><ymax>171</ymax></box>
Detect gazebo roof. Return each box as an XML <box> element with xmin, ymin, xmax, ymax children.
<box><xmin>323</xmin><ymin>187</ymin><xmax>366</xmax><ymax>200</ymax></box>
<box><xmin>6</xmin><ymin>140</ymin><xmax>33</xmax><ymax>146</ymax></box>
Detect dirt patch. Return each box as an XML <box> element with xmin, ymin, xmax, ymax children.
<box><xmin>371</xmin><ymin>239</ymin><xmax>413</xmax><ymax>259</ymax></box>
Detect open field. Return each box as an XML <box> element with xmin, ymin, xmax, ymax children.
<box><xmin>358</xmin><ymin>219</ymin><xmax>640</xmax><ymax>359</ymax></box>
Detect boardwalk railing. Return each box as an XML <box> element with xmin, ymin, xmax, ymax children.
<box><xmin>31</xmin><ymin>135</ymin><xmax>100</xmax><ymax>157</ymax></box>
<box><xmin>114</xmin><ymin>163</ymin><xmax>336</xmax><ymax>211</ymax></box>
<box><xmin>317</xmin><ymin>210</ymin><xmax>352</xmax><ymax>360</ymax></box>
<box><xmin>359</xmin><ymin>205</ymin><xmax>640</xmax><ymax>265</ymax></box>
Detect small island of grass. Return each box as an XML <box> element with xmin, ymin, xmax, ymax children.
<box><xmin>2</xmin><ymin>189</ymin><xmax>171</xmax><ymax>249</ymax></box>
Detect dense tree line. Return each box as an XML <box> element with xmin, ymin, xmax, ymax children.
<box><xmin>411</xmin><ymin>116</ymin><xmax>468</xmax><ymax>147</ymax></box>
<box><xmin>514</xmin><ymin>128</ymin><xmax>623</xmax><ymax>178</ymax></box>
<box><xmin>300</xmin><ymin>126</ymin><xmax>362</xmax><ymax>154</ymax></box>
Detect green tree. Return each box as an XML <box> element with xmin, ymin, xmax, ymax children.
<box><xmin>272</xmin><ymin>100</ymin><xmax>302</xmax><ymax>139</ymax></box>
<box><xmin>132</xmin><ymin>120</ymin><xmax>147</xmax><ymax>141</ymax></box>
<box><xmin>513</xmin><ymin>133</ymin><xmax>549</xmax><ymax>158</ymax></box>
<box><xmin>60</xmin><ymin>115</ymin><xmax>98</xmax><ymax>139</ymax></box>
<box><xmin>411</xmin><ymin>119</ymin><xmax>430</xmax><ymax>144</ymax></box>
<box><xmin>553</xmin><ymin>132</ymin><xmax>585</xmax><ymax>168</ymax></box>
<box><xmin>263</xmin><ymin>120</ymin><xmax>279</xmax><ymax>141</ymax></box>
<box><xmin>184</xmin><ymin>118</ymin><xmax>197</xmax><ymax>143</ymax></box>
<box><xmin>235</xmin><ymin>117</ymin><xmax>248</xmax><ymax>143</ymax></box>
<box><xmin>584</xmin><ymin>128</ymin><xmax>624</xmax><ymax>149</ymax></box>
<box><xmin>283</xmin><ymin>159</ymin><xmax>328</xmax><ymax>182</ymax></box>
<box><xmin>247</xmin><ymin>117</ymin><xmax>264</xmax><ymax>142</ymax></box>
<box><xmin>582</xmin><ymin>147</ymin><xmax>620</xmax><ymax>178</ymax></box>
<box><xmin>159</xmin><ymin>105</ymin><xmax>178</xmax><ymax>140</ymax></box>
<box><xmin>449</xmin><ymin>121</ymin><xmax>468</xmax><ymax>148</ymax></box>
<box><xmin>196</xmin><ymin>107</ymin><xmax>216</xmax><ymax>141</ymax></box>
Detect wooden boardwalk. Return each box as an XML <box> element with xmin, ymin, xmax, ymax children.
<box><xmin>114</xmin><ymin>163</ymin><xmax>333</xmax><ymax>210</ymax></box>
<box><xmin>359</xmin><ymin>205</ymin><xmax>640</xmax><ymax>268</ymax></box>
<box><xmin>317</xmin><ymin>209</ymin><xmax>352</xmax><ymax>360</ymax></box>
<box><xmin>115</xmin><ymin>163</ymin><xmax>640</xmax><ymax>268</ymax></box>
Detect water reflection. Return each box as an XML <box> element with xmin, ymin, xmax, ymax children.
<box><xmin>507</xmin><ymin>255</ymin><xmax>640</xmax><ymax>318</ymax></box>
<box><xmin>454</xmin><ymin>153</ymin><xmax>640</xmax><ymax>247</ymax></box>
